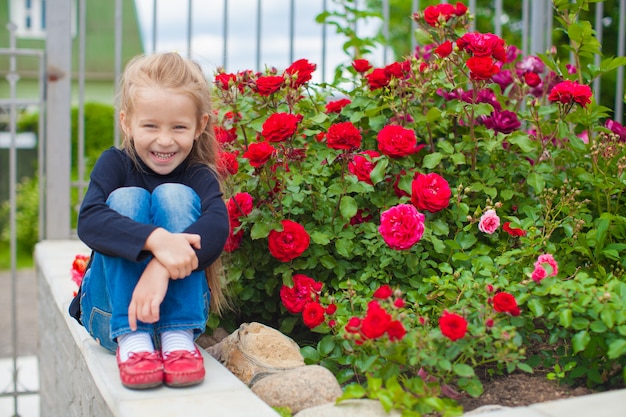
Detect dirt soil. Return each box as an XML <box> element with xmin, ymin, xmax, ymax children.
<box><xmin>455</xmin><ymin>373</ymin><xmax>596</xmax><ymax>412</ymax></box>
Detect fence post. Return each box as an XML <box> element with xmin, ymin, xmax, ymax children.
<box><xmin>44</xmin><ymin>0</ymin><xmax>72</xmax><ymax>239</ymax></box>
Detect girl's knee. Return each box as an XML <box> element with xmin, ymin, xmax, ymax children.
<box><xmin>151</xmin><ymin>184</ymin><xmax>201</xmax><ymax>230</ymax></box>
<box><xmin>106</xmin><ymin>187</ymin><xmax>151</xmax><ymax>220</ymax></box>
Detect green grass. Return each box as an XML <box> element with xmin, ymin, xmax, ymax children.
<box><xmin>0</xmin><ymin>241</ymin><xmax>34</xmax><ymax>270</ymax></box>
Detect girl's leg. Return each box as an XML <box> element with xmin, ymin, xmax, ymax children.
<box><xmin>80</xmin><ymin>187</ymin><xmax>154</xmax><ymax>352</ymax></box>
<box><xmin>151</xmin><ymin>183</ymin><xmax>209</xmax><ymax>387</ymax></box>
<box><xmin>150</xmin><ymin>183</ymin><xmax>210</xmax><ymax>339</ymax></box>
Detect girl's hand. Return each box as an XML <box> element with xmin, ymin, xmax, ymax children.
<box><xmin>144</xmin><ymin>228</ymin><xmax>201</xmax><ymax>279</ymax></box>
<box><xmin>128</xmin><ymin>259</ymin><xmax>170</xmax><ymax>330</ymax></box>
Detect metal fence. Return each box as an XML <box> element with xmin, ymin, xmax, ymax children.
<box><xmin>2</xmin><ymin>1</ymin><xmax>625</xmax><ymax>415</ymax></box>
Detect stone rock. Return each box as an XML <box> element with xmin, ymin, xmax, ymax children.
<box><xmin>205</xmin><ymin>322</ymin><xmax>304</xmax><ymax>385</ymax></box>
<box><xmin>295</xmin><ymin>399</ymin><xmax>402</xmax><ymax>417</ymax></box>
<box><xmin>252</xmin><ymin>365</ymin><xmax>343</xmax><ymax>414</ymax></box>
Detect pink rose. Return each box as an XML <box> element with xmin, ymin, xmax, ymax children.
<box><xmin>534</xmin><ymin>254</ymin><xmax>558</xmax><ymax>276</ymax></box>
<box><xmin>531</xmin><ymin>265</ymin><xmax>547</xmax><ymax>282</ymax></box>
<box><xmin>478</xmin><ymin>209</ymin><xmax>500</xmax><ymax>234</ymax></box>
<box><xmin>378</xmin><ymin>204</ymin><xmax>425</xmax><ymax>250</ymax></box>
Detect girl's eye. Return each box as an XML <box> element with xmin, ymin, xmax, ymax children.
<box><xmin>144</xmin><ymin>124</ymin><xmax>156</xmax><ymax>129</ymax></box>
<box><xmin>174</xmin><ymin>125</ymin><xmax>188</xmax><ymax>130</ymax></box>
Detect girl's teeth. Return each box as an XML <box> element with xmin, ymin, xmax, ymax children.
<box><xmin>154</xmin><ymin>152</ymin><xmax>174</xmax><ymax>159</ymax></box>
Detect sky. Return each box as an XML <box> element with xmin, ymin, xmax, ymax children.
<box><xmin>133</xmin><ymin>0</ymin><xmax>384</xmax><ymax>82</ymax></box>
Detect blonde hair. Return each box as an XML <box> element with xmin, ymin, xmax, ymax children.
<box><xmin>117</xmin><ymin>52</ymin><xmax>230</xmax><ymax>315</ymax></box>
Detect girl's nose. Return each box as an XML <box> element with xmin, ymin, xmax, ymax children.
<box><xmin>155</xmin><ymin>132</ymin><xmax>174</xmax><ymax>146</ymax></box>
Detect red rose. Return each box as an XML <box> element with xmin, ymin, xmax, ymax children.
<box><xmin>262</xmin><ymin>113</ymin><xmax>300</xmax><ymax>142</ymax></box>
<box><xmin>255</xmin><ymin>75</ymin><xmax>285</xmax><ymax>96</ymax></box>
<box><xmin>348</xmin><ymin>150</ymin><xmax>380</xmax><ymax>185</ymax></box>
<box><xmin>325</xmin><ymin>98</ymin><xmax>351</xmax><ymax>114</ymax></box>
<box><xmin>386</xmin><ymin>320</ymin><xmax>407</xmax><ymax>342</ymax></box>
<box><xmin>492</xmin><ymin>292</ymin><xmax>521</xmax><ymax>316</ymax></box>
<box><xmin>457</xmin><ymin>32</ymin><xmax>507</xmax><ymax>62</ymax></box>
<box><xmin>223</xmin><ymin>228</ymin><xmax>244</xmax><ymax>253</ymax></box>
<box><xmin>423</xmin><ymin>4</ymin><xmax>456</xmax><ymax>27</ymax></box>
<box><xmin>326</xmin><ymin>303</ymin><xmax>337</xmax><ymax>315</ymax></box>
<box><xmin>455</xmin><ymin>2</ymin><xmax>468</xmax><ymax>16</ymax></box>
<box><xmin>466</xmin><ymin>56</ymin><xmax>500</xmax><ymax>80</ymax></box>
<box><xmin>242</xmin><ymin>142</ymin><xmax>276</xmax><ymax>167</ymax></box>
<box><xmin>268</xmin><ymin>219</ymin><xmax>310</xmax><ymax>262</ymax></box>
<box><xmin>548</xmin><ymin>80</ymin><xmax>592</xmax><ymax>108</ymax></box>
<box><xmin>352</xmin><ymin>59</ymin><xmax>372</xmax><ymax>73</ymax></box>
<box><xmin>345</xmin><ymin>317</ymin><xmax>361</xmax><ymax>333</ymax></box>
<box><xmin>373</xmin><ymin>284</ymin><xmax>393</xmax><ymax>299</ymax></box>
<box><xmin>280</xmin><ymin>274</ymin><xmax>322</xmax><ymax>313</ymax></box>
<box><xmin>361</xmin><ymin>302</ymin><xmax>392</xmax><ymax>339</ymax></box>
<box><xmin>434</xmin><ymin>40</ymin><xmax>453</xmax><ymax>58</ymax></box>
<box><xmin>376</xmin><ymin>125</ymin><xmax>422</xmax><ymax>158</ymax></box>
<box><xmin>214</xmin><ymin>72</ymin><xmax>237</xmax><ymax>90</ymax></box>
<box><xmin>214</xmin><ymin>125</ymin><xmax>237</xmax><ymax>144</ymax></box>
<box><xmin>71</xmin><ymin>254</ymin><xmax>90</xmax><ymax>287</ymax></box>
<box><xmin>502</xmin><ymin>222</ymin><xmax>526</xmax><ymax>237</ymax></box>
<box><xmin>524</xmin><ymin>72</ymin><xmax>541</xmax><ymax>87</ymax></box>
<box><xmin>326</xmin><ymin>121</ymin><xmax>362</xmax><ymax>151</ymax></box>
<box><xmin>439</xmin><ymin>311</ymin><xmax>468</xmax><ymax>341</ymax></box>
<box><xmin>365</xmin><ymin>68</ymin><xmax>390</xmax><ymax>90</ymax></box>
<box><xmin>217</xmin><ymin>150</ymin><xmax>239</xmax><ymax>177</ymax></box>
<box><xmin>284</xmin><ymin>58</ymin><xmax>316</xmax><ymax>88</ymax></box>
<box><xmin>411</xmin><ymin>173</ymin><xmax>451</xmax><ymax>213</ymax></box>
<box><xmin>227</xmin><ymin>192</ymin><xmax>254</xmax><ymax>220</ymax></box>
<box><xmin>302</xmin><ymin>302</ymin><xmax>326</xmax><ymax>329</ymax></box>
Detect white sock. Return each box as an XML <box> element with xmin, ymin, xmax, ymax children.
<box><xmin>160</xmin><ymin>329</ymin><xmax>195</xmax><ymax>354</ymax></box>
<box><xmin>117</xmin><ymin>331</ymin><xmax>154</xmax><ymax>362</ymax></box>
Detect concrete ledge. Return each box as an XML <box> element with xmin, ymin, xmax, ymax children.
<box><xmin>36</xmin><ymin>239</ymin><xmax>279</xmax><ymax>417</ymax></box>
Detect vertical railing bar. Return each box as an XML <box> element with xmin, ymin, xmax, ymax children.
<box><xmin>546</xmin><ymin>1</ymin><xmax>553</xmax><ymax>52</ymax></box>
<box><xmin>223</xmin><ymin>0</ymin><xmax>228</xmax><ymax>70</ymax></box>
<box><xmin>522</xmin><ymin>0</ymin><xmax>529</xmax><ymax>55</ymax></box>
<box><xmin>322</xmin><ymin>0</ymin><xmax>328</xmax><ymax>83</ymax></box>
<box><xmin>77</xmin><ymin>0</ymin><xmax>86</xmax><ymax>207</ymax></box>
<box><xmin>152</xmin><ymin>0</ymin><xmax>157</xmax><ymax>53</ymax></box>
<box><xmin>187</xmin><ymin>0</ymin><xmax>192</xmax><ymax>58</ymax></box>
<box><xmin>494</xmin><ymin>0</ymin><xmax>503</xmax><ymax>37</ymax></box>
<box><xmin>411</xmin><ymin>0</ymin><xmax>419</xmax><ymax>52</ymax></box>
<box><xmin>615</xmin><ymin>0</ymin><xmax>625</xmax><ymax>123</ymax></box>
<box><xmin>38</xmin><ymin>51</ymin><xmax>45</xmax><ymax>244</ymax></box>
<box><xmin>592</xmin><ymin>2</ymin><xmax>604</xmax><ymax>103</ymax></box>
<box><xmin>289</xmin><ymin>0</ymin><xmax>295</xmax><ymax>64</ymax></box>
<box><xmin>256</xmin><ymin>0</ymin><xmax>262</xmax><ymax>72</ymax></box>
<box><xmin>114</xmin><ymin>0</ymin><xmax>122</xmax><ymax>147</ymax></box>
<box><xmin>469</xmin><ymin>0</ymin><xmax>476</xmax><ymax>32</ymax></box>
<box><xmin>8</xmin><ymin>21</ymin><xmax>19</xmax><ymax>417</ymax></box>
<box><xmin>381</xmin><ymin>0</ymin><xmax>389</xmax><ymax>63</ymax></box>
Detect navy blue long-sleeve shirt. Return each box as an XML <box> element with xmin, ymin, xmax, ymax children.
<box><xmin>77</xmin><ymin>147</ymin><xmax>229</xmax><ymax>271</ymax></box>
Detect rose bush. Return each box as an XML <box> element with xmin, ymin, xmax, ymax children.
<box><xmin>212</xmin><ymin>0</ymin><xmax>626</xmax><ymax>414</ymax></box>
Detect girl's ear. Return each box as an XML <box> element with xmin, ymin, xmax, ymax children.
<box><xmin>197</xmin><ymin>113</ymin><xmax>209</xmax><ymax>138</ymax></box>
<box><xmin>119</xmin><ymin>111</ymin><xmax>130</xmax><ymax>136</ymax></box>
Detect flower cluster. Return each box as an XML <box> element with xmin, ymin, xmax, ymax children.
<box><xmin>344</xmin><ymin>285</ymin><xmax>407</xmax><ymax>343</ymax></box>
<box><xmin>212</xmin><ymin>0</ymin><xmax>626</xmax><ymax>410</ymax></box>
<box><xmin>70</xmin><ymin>253</ymin><xmax>90</xmax><ymax>295</ymax></box>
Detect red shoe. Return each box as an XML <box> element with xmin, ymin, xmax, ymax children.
<box><xmin>162</xmin><ymin>348</ymin><xmax>205</xmax><ymax>387</ymax></box>
<box><xmin>116</xmin><ymin>349</ymin><xmax>164</xmax><ymax>389</ymax></box>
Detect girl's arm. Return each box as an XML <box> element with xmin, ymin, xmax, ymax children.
<box><xmin>127</xmin><ymin>258</ymin><xmax>170</xmax><ymax>330</ymax></box>
<box><xmin>143</xmin><ymin>227</ymin><xmax>201</xmax><ymax>279</ymax></box>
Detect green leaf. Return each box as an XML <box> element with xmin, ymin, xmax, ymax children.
<box><xmin>559</xmin><ymin>308</ymin><xmax>573</xmax><ymax>328</ymax></box>
<box><xmin>526</xmin><ymin>172</ymin><xmax>545</xmax><ymax>194</ymax></box>
<box><xmin>527</xmin><ymin>298</ymin><xmax>545</xmax><ymax>317</ymax></box>
<box><xmin>340</xmin><ymin>383</ymin><xmax>366</xmax><ymax>400</ymax></box>
<box><xmin>250</xmin><ymin>222</ymin><xmax>272</xmax><ymax>239</ymax></box>
<box><xmin>340</xmin><ymin>195</ymin><xmax>358</xmax><ymax>220</ymax></box>
<box><xmin>423</xmin><ymin>152</ymin><xmax>443</xmax><ymax>169</ymax></box>
<box><xmin>456</xmin><ymin>377</ymin><xmax>483</xmax><ymax>398</ymax></box>
<box><xmin>517</xmin><ymin>363</ymin><xmax>534</xmax><ymax>373</ymax></box>
<box><xmin>508</xmin><ymin>134</ymin><xmax>536</xmax><ymax>153</ymax></box>
<box><xmin>369</xmin><ymin>156</ymin><xmax>389</xmax><ymax>185</ymax></box>
<box><xmin>572</xmin><ymin>330</ymin><xmax>590</xmax><ymax>354</ymax></box>
<box><xmin>607</xmin><ymin>339</ymin><xmax>626</xmax><ymax>359</ymax></box>
<box><xmin>310</xmin><ymin>231</ymin><xmax>331</xmax><ymax>245</ymax></box>
<box><xmin>453</xmin><ymin>363</ymin><xmax>475</xmax><ymax>377</ymax></box>
<box><xmin>318</xmin><ymin>335</ymin><xmax>336</xmax><ymax>356</ymax></box>
<box><xmin>424</xmin><ymin>107</ymin><xmax>442</xmax><ymax>123</ymax></box>
<box><xmin>335</xmin><ymin>238</ymin><xmax>354</xmax><ymax>258</ymax></box>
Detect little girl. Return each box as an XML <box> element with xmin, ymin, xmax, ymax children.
<box><xmin>71</xmin><ymin>52</ymin><xmax>229</xmax><ymax>389</ymax></box>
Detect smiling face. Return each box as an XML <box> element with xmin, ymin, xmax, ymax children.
<box><xmin>120</xmin><ymin>87</ymin><xmax>208</xmax><ymax>175</ymax></box>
